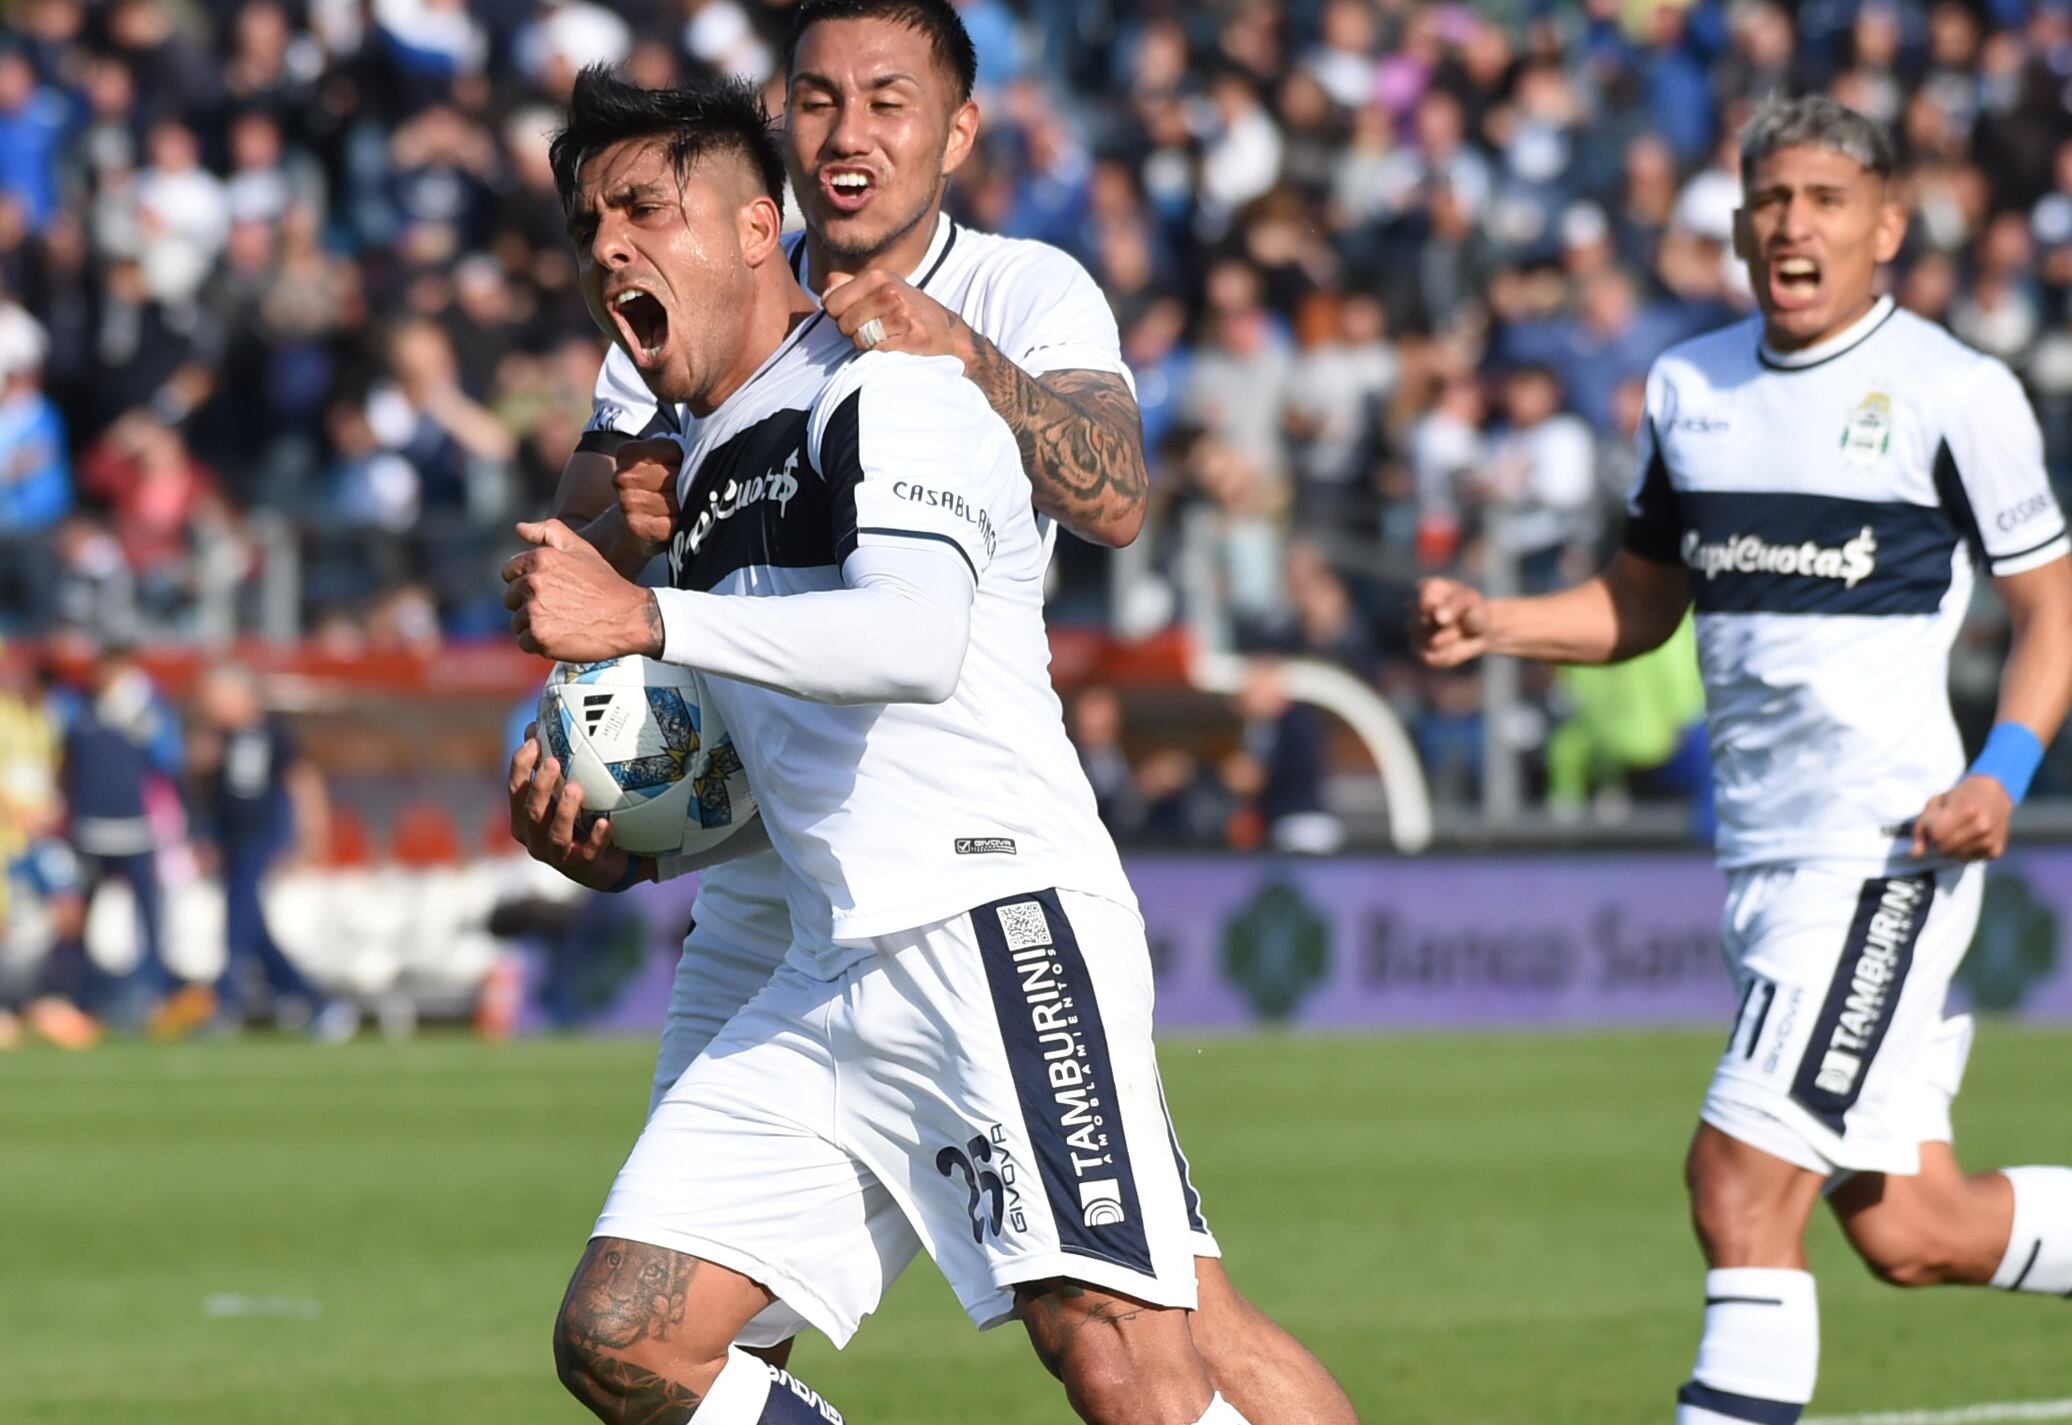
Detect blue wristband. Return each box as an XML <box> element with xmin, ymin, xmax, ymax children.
<box><xmin>606</xmin><ymin>857</ymin><xmax>647</xmax><ymax>893</ymax></box>
<box><xmin>1968</xmin><ymin>723</ymin><xmax>2045</xmax><ymax>805</ymax></box>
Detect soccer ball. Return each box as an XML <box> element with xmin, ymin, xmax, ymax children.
<box><xmin>535</xmin><ymin>656</ymin><xmax>754</xmax><ymax>857</ymax></box>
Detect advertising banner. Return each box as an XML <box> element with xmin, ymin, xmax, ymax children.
<box><xmin>595</xmin><ymin>848</ymin><xmax>2072</xmax><ymax>1031</ymax></box>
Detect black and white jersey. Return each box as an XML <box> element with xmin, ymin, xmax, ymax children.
<box><xmin>655</xmin><ymin>313</ymin><xmax>1132</xmax><ymax>971</ymax></box>
<box><xmin>582</xmin><ymin>217</ymin><xmax>1132</xmax><ymax>940</ymax></box>
<box><xmin>1625</xmin><ymin>296</ymin><xmax>2069</xmax><ymax>868</ymax></box>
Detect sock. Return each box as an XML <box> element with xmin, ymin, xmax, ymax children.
<box><xmin>1992</xmin><ymin>1166</ymin><xmax>2072</xmax><ymax>1294</ymax></box>
<box><xmin>1675</xmin><ymin>1269</ymin><xmax>1818</xmax><ymax>1424</ymax></box>
<box><xmin>698</xmin><ymin>1347</ymin><xmax>846</xmax><ymax>1425</ymax></box>
<box><xmin>1191</xmin><ymin>1392</ymin><xmax>1252</xmax><ymax>1425</ymax></box>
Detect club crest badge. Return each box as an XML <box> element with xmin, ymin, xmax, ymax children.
<box><xmin>1840</xmin><ymin>390</ymin><xmax>1894</xmax><ymax>468</ymax></box>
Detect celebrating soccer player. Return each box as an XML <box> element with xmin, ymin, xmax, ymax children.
<box><xmin>502</xmin><ymin>63</ymin><xmax>1309</xmax><ymax>1425</ymax></box>
<box><xmin>1414</xmin><ymin>96</ymin><xmax>2072</xmax><ymax>1425</ymax></box>
<box><xmin>511</xmin><ymin>4</ymin><xmax>1355</xmax><ymax>1424</ymax></box>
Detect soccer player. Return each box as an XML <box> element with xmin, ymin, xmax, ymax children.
<box><xmin>1412</xmin><ymin>96</ymin><xmax>2072</xmax><ymax>1424</ymax></box>
<box><xmin>522</xmin><ymin>5</ymin><xmax>1356</xmax><ymax>1423</ymax></box>
<box><xmin>504</xmin><ymin>70</ymin><xmax>1249</xmax><ymax>1425</ymax></box>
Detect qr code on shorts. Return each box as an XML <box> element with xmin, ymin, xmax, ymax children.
<box><xmin>996</xmin><ymin>901</ymin><xmax>1053</xmax><ymax>952</ymax></box>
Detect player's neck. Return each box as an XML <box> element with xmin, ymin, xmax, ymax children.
<box><xmin>802</xmin><ymin>207</ymin><xmax>945</xmax><ymax>296</ymax></box>
<box><xmin>1759</xmin><ymin>292</ymin><xmax>1889</xmax><ymax>361</ymax></box>
<box><xmin>687</xmin><ymin>275</ymin><xmax>820</xmax><ymax>418</ymax></box>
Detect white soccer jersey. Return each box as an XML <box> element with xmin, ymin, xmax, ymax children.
<box><xmin>580</xmin><ymin>217</ymin><xmax>1136</xmax><ymax>966</ymax></box>
<box><xmin>1626</xmin><ymin>295</ymin><xmax>2069</xmax><ymax>869</ymax></box>
<box><xmin>652</xmin><ymin>313</ymin><xmax>1133</xmax><ymax>973</ymax></box>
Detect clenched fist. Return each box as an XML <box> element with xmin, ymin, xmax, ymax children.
<box><xmin>1910</xmin><ymin>775</ymin><xmax>2014</xmax><ymax>861</ymax></box>
<box><xmin>614</xmin><ymin>435</ymin><xmax>685</xmax><ymax>555</ymax></box>
<box><xmin>502</xmin><ymin>518</ymin><xmax>662</xmax><ymax>663</ymax></box>
<box><xmin>822</xmin><ymin>269</ymin><xmax>968</xmax><ymax>366</ymax></box>
<box><xmin>1411</xmin><ymin>578</ymin><xmax>1493</xmax><ymax>668</ymax></box>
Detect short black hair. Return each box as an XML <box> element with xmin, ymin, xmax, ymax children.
<box><xmin>781</xmin><ymin>0</ymin><xmax>978</xmax><ymax>107</ymax></box>
<box><xmin>549</xmin><ymin>66</ymin><xmax>786</xmax><ymax>217</ymax></box>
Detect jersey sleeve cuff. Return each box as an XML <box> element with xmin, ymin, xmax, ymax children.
<box><xmin>575</xmin><ymin>428</ymin><xmax>631</xmax><ymax>456</ymax></box>
<box><xmin>1016</xmin><ymin>346</ymin><xmax>1137</xmax><ymax>394</ymax></box>
<box><xmin>843</xmin><ymin>526</ymin><xmax>980</xmax><ymax>583</ymax></box>
<box><xmin>652</xmin><ymin>586</ymin><xmax>709</xmax><ymax>669</ymax></box>
<box><xmin>1986</xmin><ymin>530</ymin><xmax>2070</xmax><ymax>577</ymax></box>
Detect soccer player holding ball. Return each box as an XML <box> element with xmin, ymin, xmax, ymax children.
<box><xmin>504</xmin><ymin>7</ymin><xmax>1354</xmax><ymax>1421</ymax></box>
<box><xmin>1414</xmin><ymin>97</ymin><xmax>2072</xmax><ymax>1424</ymax></box>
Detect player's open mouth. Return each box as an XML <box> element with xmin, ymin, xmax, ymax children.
<box><xmin>819</xmin><ymin>166</ymin><xmax>877</xmax><ymax>214</ymax></box>
<box><xmin>1769</xmin><ymin>255</ymin><xmax>1822</xmax><ymax>308</ymax></box>
<box><xmin>609</xmin><ymin>285</ymin><xmax>671</xmax><ymax>367</ymax></box>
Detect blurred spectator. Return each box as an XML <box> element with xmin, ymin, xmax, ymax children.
<box><xmin>1478</xmin><ymin>365</ymin><xmax>1599</xmax><ymax>592</ymax></box>
<box><xmin>1407</xmin><ymin>372</ymin><xmax>1484</xmax><ymax>568</ymax></box>
<box><xmin>77</xmin><ymin>412</ymin><xmax>242</xmax><ymax>631</ymax></box>
<box><xmin>1071</xmin><ymin>685</ymin><xmax>1141</xmax><ymax>836</ymax></box>
<box><xmin>1283</xmin><ymin>292</ymin><xmax>1396</xmax><ymax>524</ymax></box>
<box><xmin>0</xmin><ymin>301</ymin><xmax>70</xmax><ymax>629</ymax></box>
<box><xmin>135</xmin><ymin>121</ymin><xmax>230</xmax><ymax>306</ymax></box>
<box><xmin>1198</xmin><ymin>69</ymin><xmax>1282</xmax><ymax>239</ymax></box>
<box><xmin>188</xmin><ymin>664</ymin><xmax>354</xmax><ymax>1038</ymax></box>
<box><xmin>1236</xmin><ymin>661</ymin><xmax>1340</xmax><ymax>855</ymax></box>
<box><xmin>1182</xmin><ymin>260</ymin><xmax>1292</xmax><ymax>489</ymax></box>
<box><xmin>104</xmin><ymin>0</ymin><xmax>219</xmax><ymax>128</ymax></box>
<box><xmin>1544</xmin><ymin>614</ymin><xmax>1714</xmax><ymax>837</ymax></box>
<box><xmin>51</xmin><ymin>636</ymin><xmax>200</xmax><ymax>1030</ymax></box>
<box><xmin>0</xmin><ymin>49</ymin><xmax>68</xmax><ymax>232</ymax></box>
<box><xmin>0</xmin><ymin>638</ymin><xmax>96</xmax><ymax>1049</ymax></box>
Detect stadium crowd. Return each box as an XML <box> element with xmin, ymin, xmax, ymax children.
<box><xmin>0</xmin><ymin>0</ymin><xmax>2070</xmax><ymax>849</ymax></box>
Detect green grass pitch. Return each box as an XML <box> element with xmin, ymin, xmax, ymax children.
<box><xmin>4</xmin><ymin>1028</ymin><xmax>2068</xmax><ymax>1423</ymax></box>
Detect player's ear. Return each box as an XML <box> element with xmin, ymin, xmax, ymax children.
<box><xmin>1871</xmin><ymin>194</ymin><xmax>1907</xmax><ymax>265</ymax></box>
<box><xmin>1730</xmin><ymin>206</ymin><xmax>1754</xmax><ymax>264</ymax></box>
<box><xmin>738</xmin><ymin>192</ymin><xmax>784</xmax><ymax>268</ymax></box>
<box><xmin>941</xmin><ymin>97</ymin><xmax>979</xmax><ymax>178</ymax></box>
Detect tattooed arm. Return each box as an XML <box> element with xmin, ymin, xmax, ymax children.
<box><xmin>957</xmin><ymin>330</ymin><xmax>1150</xmax><ymax>548</ymax></box>
<box><xmin>818</xmin><ymin>269</ymin><xmax>1151</xmax><ymax>547</ymax></box>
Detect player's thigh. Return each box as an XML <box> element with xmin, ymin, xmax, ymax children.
<box><xmin>837</xmin><ymin>888</ymin><xmax>1200</xmax><ymax>1333</ymax></box>
<box><xmin>603</xmin><ymin>966</ymin><xmax>922</xmax><ymax>1351</ymax></box>
<box><xmin>1704</xmin><ymin>862</ymin><xmax>1977</xmax><ymax>1178</ymax></box>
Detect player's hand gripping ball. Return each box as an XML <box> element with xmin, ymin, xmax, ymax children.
<box><xmin>536</xmin><ymin>656</ymin><xmax>754</xmax><ymax>856</ymax></box>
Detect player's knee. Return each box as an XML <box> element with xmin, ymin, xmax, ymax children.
<box><xmin>1687</xmin><ymin>1154</ymin><xmax>1799</xmax><ymax>1262</ymax></box>
<box><xmin>552</xmin><ymin>1296</ymin><xmax>718</xmax><ymax>1418</ymax></box>
<box><xmin>552</xmin><ymin>1239</ymin><xmax>729</xmax><ymax>1419</ymax></box>
<box><xmin>1018</xmin><ymin>1282</ymin><xmax>1209</xmax><ymax>1425</ymax></box>
<box><xmin>1056</xmin><ymin>1344</ymin><xmax>1140</xmax><ymax>1425</ymax></box>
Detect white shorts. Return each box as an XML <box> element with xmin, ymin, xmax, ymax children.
<box><xmin>1702</xmin><ymin>861</ymin><xmax>1982</xmax><ymax>1177</ymax></box>
<box><xmin>597</xmin><ymin>888</ymin><xmax>1203</xmax><ymax>1348</ymax></box>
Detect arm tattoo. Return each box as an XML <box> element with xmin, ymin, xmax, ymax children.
<box><xmin>568</xmin><ymin>1358</ymin><xmax>704</xmax><ymax>1425</ymax></box>
<box><xmin>642</xmin><ymin>592</ymin><xmax>665</xmax><ymax>658</ymax></box>
<box><xmin>957</xmin><ymin>319</ymin><xmax>1150</xmax><ymax>548</ymax></box>
<box><xmin>564</xmin><ymin>1238</ymin><xmax>700</xmax><ymax>1352</ymax></box>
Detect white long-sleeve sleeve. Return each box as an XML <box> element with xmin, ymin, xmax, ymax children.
<box><xmin>650</xmin><ymin>540</ymin><xmax>974</xmax><ymax>705</ymax></box>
